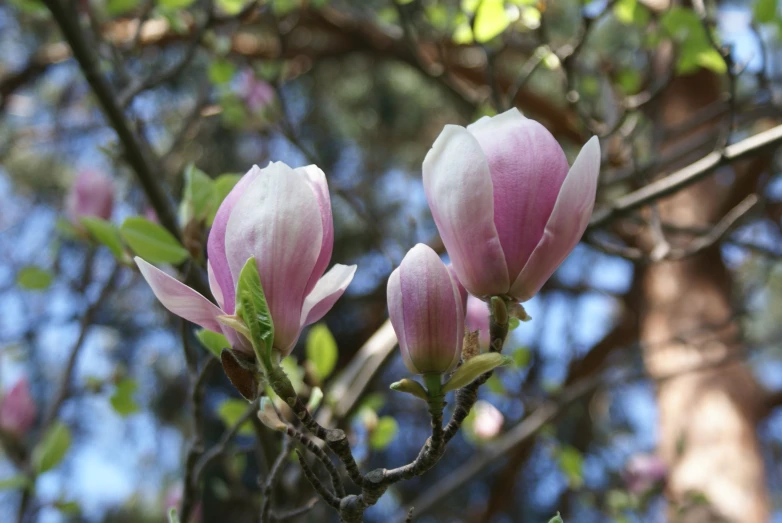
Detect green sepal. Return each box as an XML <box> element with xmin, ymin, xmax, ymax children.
<box><xmin>441</xmin><ymin>353</ymin><xmax>512</xmax><ymax>393</ymax></box>
<box><xmin>389</xmin><ymin>378</ymin><xmax>428</xmax><ymax>401</ymax></box>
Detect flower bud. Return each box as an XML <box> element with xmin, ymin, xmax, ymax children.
<box><xmin>66</xmin><ymin>169</ymin><xmax>114</xmax><ymax>225</ymax></box>
<box><xmin>0</xmin><ymin>377</ymin><xmax>36</xmax><ymax>437</ymax></box>
<box><xmin>387</xmin><ymin>244</ymin><xmax>463</xmax><ymax>375</ymax></box>
<box><xmin>423</xmin><ymin>108</ymin><xmax>601</xmax><ymax>301</ymax></box>
<box><xmin>135</xmin><ymin>162</ymin><xmax>356</xmax><ymax>356</ymax></box>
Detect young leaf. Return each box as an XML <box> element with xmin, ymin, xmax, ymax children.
<box><xmin>548</xmin><ymin>513</ymin><xmax>564</xmax><ymax>523</ymax></box>
<box><xmin>120</xmin><ymin>217</ymin><xmax>189</xmax><ymax>264</ymax></box>
<box><xmin>442</xmin><ymin>353</ymin><xmax>512</xmax><ymax>393</ymax></box>
<box><xmin>168</xmin><ymin>508</ymin><xmax>181</xmax><ymax>523</ymax></box>
<box><xmin>369</xmin><ymin>416</ymin><xmax>398</xmax><ymax>450</ymax></box>
<box><xmin>17</xmin><ymin>266</ymin><xmax>53</xmax><ymax>291</ymax></box>
<box><xmin>389</xmin><ymin>378</ymin><xmax>428</xmax><ymax>401</ymax></box>
<box><xmin>196</xmin><ymin>329</ymin><xmax>229</xmax><ymax>359</ymax></box>
<box><xmin>179</xmin><ymin>164</ymin><xmax>215</xmax><ymax>224</ymax></box>
<box><xmin>109</xmin><ymin>378</ymin><xmax>140</xmax><ymax>417</ymax></box>
<box><xmin>33</xmin><ymin>422</ymin><xmax>72</xmax><ymax>474</ymax></box>
<box><xmin>306</xmin><ymin>386</ymin><xmax>324</xmax><ymax>411</ymax></box>
<box><xmin>558</xmin><ymin>446</ymin><xmax>584</xmax><ymax>488</ymax></box>
<box><xmin>306</xmin><ymin>323</ymin><xmax>338</xmax><ymax>381</ymax></box>
<box><xmin>473</xmin><ymin>0</ymin><xmax>509</xmax><ymax>43</ymax></box>
<box><xmin>81</xmin><ymin>217</ymin><xmax>125</xmax><ymax>260</ymax></box>
<box><xmin>0</xmin><ymin>475</ymin><xmax>29</xmax><ymax>490</ymax></box>
<box><xmin>235</xmin><ymin>258</ymin><xmax>274</xmax><ymax>365</ymax></box>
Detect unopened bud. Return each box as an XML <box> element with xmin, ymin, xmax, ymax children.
<box><xmin>257</xmin><ymin>398</ymin><xmax>286</xmax><ymax>432</ymax></box>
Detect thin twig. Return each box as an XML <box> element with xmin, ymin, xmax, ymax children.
<box><xmin>260</xmin><ymin>436</ymin><xmax>295</xmax><ymax>522</ymax></box>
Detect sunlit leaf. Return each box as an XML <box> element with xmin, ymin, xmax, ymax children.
<box><xmin>473</xmin><ymin>0</ymin><xmax>509</xmax><ymax>43</ymax></box>
<box><xmin>369</xmin><ymin>416</ymin><xmax>398</xmax><ymax>450</ymax></box>
<box><xmin>281</xmin><ymin>356</ymin><xmax>305</xmax><ymax>394</ymax></box>
<box><xmin>159</xmin><ymin>0</ymin><xmax>196</xmax><ymax>9</ymax></box>
<box><xmin>209</xmin><ymin>60</ymin><xmax>237</xmax><ymax>85</ymax></box>
<box><xmin>179</xmin><ymin>164</ymin><xmax>215</xmax><ymax>224</ymax></box>
<box><xmin>109</xmin><ymin>378</ymin><xmax>140</xmax><ymax>417</ymax></box>
<box><xmin>196</xmin><ymin>329</ymin><xmax>229</xmax><ymax>359</ymax></box>
<box><xmin>306</xmin><ymin>323</ymin><xmax>338</xmax><ymax>381</ymax></box>
<box><xmin>548</xmin><ymin>513</ymin><xmax>564</xmax><ymax>523</ymax></box>
<box><xmin>558</xmin><ymin>445</ymin><xmax>584</xmax><ymax>488</ymax></box>
<box><xmin>107</xmin><ymin>0</ymin><xmax>140</xmax><ymax>16</ymax></box>
<box><xmin>442</xmin><ymin>353</ymin><xmax>512</xmax><ymax>393</ymax></box>
<box><xmin>81</xmin><ymin>217</ymin><xmax>125</xmax><ymax>260</ymax></box>
<box><xmin>54</xmin><ymin>500</ymin><xmax>81</xmax><ymax>515</ymax></box>
<box><xmin>17</xmin><ymin>266</ymin><xmax>52</xmax><ymax>291</ymax></box>
<box><xmin>217</xmin><ymin>398</ymin><xmax>254</xmax><ymax>436</ymax></box>
<box><xmin>120</xmin><ymin>217</ymin><xmax>189</xmax><ymax>264</ymax></box>
<box><xmin>754</xmin><ymin>0</ymin><xmax>777</xmax><ymax>24</ymax></box>
<box><xmin>216</xmin><ymin>0</ymin><xmax>250</xmax><ymax>15</ymax></box>
<box><xmin>33</xmin><ymin>422</ymin><xmax>71</xmax><ymax>474</ymax></box>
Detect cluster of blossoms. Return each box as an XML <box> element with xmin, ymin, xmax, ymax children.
<box><xmin>135</xmin><ymin>107</ymin><xmax>600</xmax><ymax>399</ymax></box>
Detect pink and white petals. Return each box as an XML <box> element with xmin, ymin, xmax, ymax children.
<box><xmin>423</xmin><ymin>125</ymin><xmax>509</xmax><ymax>298</ymax></box>
<box><xmin>224</xmin><ymin>162</ymin><xmax>324</xmax><ymax>354</ymax></box>
<box><xmin>387</xmin><ymin>244</ymin><xmax>464</xmax><ymax>375</ymax></box>
<box><xmin>0</xmin><ymin>377</ymin><xmax>36</xmax><ymax>437</ymax></box>
<box><xmin>510</xmin><ymin>136</ymin><xmax>601</xmax><ymax>301</ymax></box>
<box><xmin>135</xmin><ymin>257</ymin><xmax>225</xmax><ymax>333</ymax></box>
<box><xmin>296</xmin><ymin>164</ymin><xmax>335</xmax><ymax>297</ymax></box>
<box><xmin>66</xmin><ymin>169</ymin><xmax>115</xmax><ymax>225</ymax></box>
<box><xmin>300</xmin><ymin>264</ymin><xmax>357</xmax><ymax>329</ymax></box>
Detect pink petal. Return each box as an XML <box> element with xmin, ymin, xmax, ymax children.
<box><xmin>0</xmin><ymin>377</ymin><xmax>36</xmax><ymax>436</ymax></box>
<box><xmin>207</xmin><ymin>261</ymin><xmax>225</xmax><ymax>309</ymax></box>
<box><xmin>387</xmin><ymin>267</ymin><xmax>418</xmax><ymax>373</ymax></box>
<box><xmin>465</xmin><ymin>295</ymin><xmax>491</xmax><ymax>348</ymax></box>
<box><xmin>399</xmin><ymin>244</ymin><xmax>461</xmax><ymax>374</ymax></box>
<box><xmin>67</xmin><ymin>170</ymin><xmax>114</xmax><ymax>223</ymax></box>
<box><xmin>224</xmin><ymin>162</ymin><xmax>323</xmax><ymax>353</ymax></box>
<box><xmin>296</xmin><ymin>165</ymin><xmax>334</xmax><ymax>297</ymax></box>
<box><xmin>467</xmin><ymin>109</ymin><xmax>570</xmax><ymax>281</ymax></box>
<box><xmin>300</xmin><ymin>264</ymin><xmax>357</xmax><ymax>328</ymax></box>
<box><xmin>135</xmin><ymin>257</ymin><xmax>225</xmax><ymax>332</ymax></box>
<box><xmin>423</xmin><ymin>125</ymin><xmax>509</xmax><ymax>298</ymax></box>
<box><xmin>206</xmin><ymin>164</ymin><xmax>262</xmax><ymax>314</ymax></box>
<box><xmin>510</xmin><ymin>136</ymin><xmax>601</xmax><ymax>301</ymax></box>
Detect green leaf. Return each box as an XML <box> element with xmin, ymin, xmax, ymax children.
<box><xmin>508</xmin><ymin>317</ymin><xmax>520</xmax><ymax>331</ymax></box>
<box><xmin>369</xmin><ymin>416</ymin><xmax>398</xmax><ymax>450</ymax></box>
<box><xmin>120</xmin><ymin>217</ymin><xmax>189</xmax><ymax>264</ymax></box>
<box><xmin>217</xmin><ymin>398</ymin><xmax>254</xmax><ymax>436</ymax></box>
<box><xmin>0</xmin><ymin>475</ymin><xmax>29</xmax><ymax>490</ymax></box>
<box><xmin>473</xmin><ymin>0</ymin><xmax>509</xmax><ymax>43</ymax></box>
<box><xmin>109</xmin><ymin>378</ymin><xmax>139</xmax><ymax>417</ymax></box>
<box><xmin>486</xmin><ymin>374</ymin><xmax>505</xmax><ymax>394</ymax></box>
<box><xmin>272</xmin><ymin>0</ymin><xmax>300</xmax><ymax>15</ymax></box>
<box><xmin>8</xmin><ymin>0</ymin><xmax>47</xmax><ymax>15</ymax></box>
<box><xmin>209</xmin><ymin>60</ymin><xmax>237</xmax><ymax>85</ymax></box>
<box><xmin>696</xmin><ymin>48</ymin><xmax>727</xmax><ymax>74</ymax></box>
<box><xmin>617</xmin><ymin>69</ymin><xmax>642</xmax><ymax>94</ymax></box>
<box><xmin>107</xmin><ymin>0</ymin><xmax>140</xmax><ymax>15</ymax></box>
<box><xmin>442</xmin><ymin>353</ymin><xmax>512</xmax><ymax>393</ymax></box>
<box><xmin>754</xmin><ymin>0</ymin><xmax>777</xmax><ymax>24</ymax></box>
<box><xmin>306</xmin><ymin>323</ymin><xmax>338</xmax><ymax>381</ymax></box>
<box><xmin>389</xmin><ymin>378</ymin><xmax>428</xmax><ymax>401</ymax></box>
<box><xmin>513</xmin><ymin>347</ymin><xmax>531</xmax><ymax>368</ymax></box>
<box><xmin>558</xmin><ymin>446</ymin><xmax>584</xmax><ymax>488</ymax></box>
<box><xmin>159</xmin><ymin>0</ymin><xmax>196</xmax><ymax>9</ymax></box>
<box><xmin>168</xmin><ymin>508</ymin><xmax>181</xmax><ymax>523</ymax></box>
<box><xmin>216</xmin><ymin>0</ymin><xmax>250</xmax><ymax>15</ymax></box>
<box><xmin>81</xmin><ymin>217</ymin><xmax>125</xmax><ymax>260</ymax></box>
<box><xmin>33</xmin><ymin>422</ymin><xmax>71</xmax><ymax>474</ymax></box>
<box><xmin>548</xmin><ymin>513</ymin><xmax>564</xmax><ymax>523</ymax></box>
<box><xmin>613</xmin><ymin>0</ymin><xmax>636</xmax><ymax>24</ymax></box>
<box><xmin>196</xmin><ymin>329</ymin><xmax>229</xmax><ymax>359</ymax></box>
<box><xmin>17</xmin><ymin>266</ymin><xmax>53</xmax><ymax>291</ymax></box>
<box><xmin>281</xmin><ymin>356</ymin><xmax>305</xmax><ymax>394</ymax></box>
<box><xmin>235</xmin><ymin>258</ymin><xmax>274</xmax><ymax>364</ymax></box>
<box><xmin>54</xmin><ymin>500</ymin><xmax>81</xmax><ymax>515</ymax></box>
<box><xmin>180</xmin><ymin>164</ymin><xmax>215</xmax><ymax>224</ymax></box>
<box><xmin>209</xmin><ymin>174</ymin><xmax>242</xmax><ymax>225</ymax></box>
<box><xmin>306</xmin><ymin>387</ymin><xmax>324</xmax><ymax>411</ymax></box>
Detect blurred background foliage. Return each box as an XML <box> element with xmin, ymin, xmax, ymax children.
<box><xmin>2</xmin><ymin>0</ymin><xmax>782</xmax><ymax>521</ymax></box>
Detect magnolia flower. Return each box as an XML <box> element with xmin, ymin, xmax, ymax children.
<box><xmin>387</xmin><ymin>244</ymin><xmax>464</xmax><ymax>375</ymax></box>
<box><xmin>473</xmin><ymin>400</ymin><xmax>503</xmax><ymax>440</ymax></box>
<box><xmin>0</xmin><ymin>378</ymin><xmax>36</xmax><ymax>437</ymax></box>
<box><xmin>423</xmin><ymin>108</ymin><xmax>601</xmax><ymax>301</ymax></box>
<box><xmin>135</xmin><ymin>162</ymin><xmax>356</xmax><ymax>356</ymax></box>
<box><xmin>624</xmin><ymin>453</ymin><xmax>668</xmax><ymax>494</ymax></box>
<box><xmin>239</xmin><ymin>70</ymin><xmax>275</xmax><ymax>112</ymax></box>
<box><xmin>465</xmin><ymin>295</ymin><xmax>490</xmax><ymax>349</ymax></box>
<box><xmin>66</xmin><ymin>169</ymin><xmax>114</xmax><ymax>225</ymax></box>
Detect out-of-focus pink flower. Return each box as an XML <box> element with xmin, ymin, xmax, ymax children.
<box><xmin>624</xmin><ymin>453</ymin><xmax>668</xmax><ymax>494</ymax></box>
<box><xmin>473</xmin><ymin>400</ymin><xmax>503</xmax><ymax>440</ymax></box>
<box><xmin>143</xmin><ymin>207</ymin><xmax>159</xmax><ymax>223</ymax></box>
<box><xmin>239</xmin><ymin>70</ymin><xmax>275</xmax><ymax>112</ymax></box>
<box><xmin>387</xmin><ymin>244</ymin><xmax>464</xmax><ymax>375</ymax></box>
<box><xmin>465</xmin><ymin>295</ymin><xmax>490</xmax><ymax>349</ymax></box>
<box><xmin>423</xmin><ymin>108</ymin><xmax>600</xmax><ymax>301</ymax></box>
<box><xmin>0</xmin><ymin>378</ymin><xmax>36</xmax><ymax>437</ymax></box>
<box><xmin>66</xmin><ymin>170</ymin><xmax>114</xmax><ymax>225</ymax></box>
<box><xmin>135</xmin><ymin>162</ymin><xmax>356</xmax><ymax>356</ymax></box>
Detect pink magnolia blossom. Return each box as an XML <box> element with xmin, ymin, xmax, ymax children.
<box><xmin>66</xmin><ymin>169</ymin><xmax>114</xmax><ymax>225</ymax></box>
<box><xmin>387</xmin><ymin>244</ymin><xmax>464</xmax><ymax>375</ymax></box>
<box><xmin>624</xmin><ymin>453</ymin><xmax>668</xmax><ymax>494</ymax></box>
<box><xmin>423</xmin><ymin>108</ymin><xmax>601</xmax><ymax>301</ymax></box>
<box><xmin>465</xmin><ymin>295</ymin><xmax>490</xmax><ymax>349</ymax></box>
<box><xmin>135</xmin><ymin>162</ymin><xmax>357</xmax><ymax>356</ymax></box>
<box><xmin>473</xmin><ymin>400</ymin><xmax>503</xmax><ymax>440</ymax></box>
<box><xmin>0</xmin><ymin>378</ymin><xmax>36</xmax><ymax>436</ymax></box>
<box><xmin>239</xmin><ymin>70</ymin><xmax>275</xmax><ymax>112</ymax></box>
